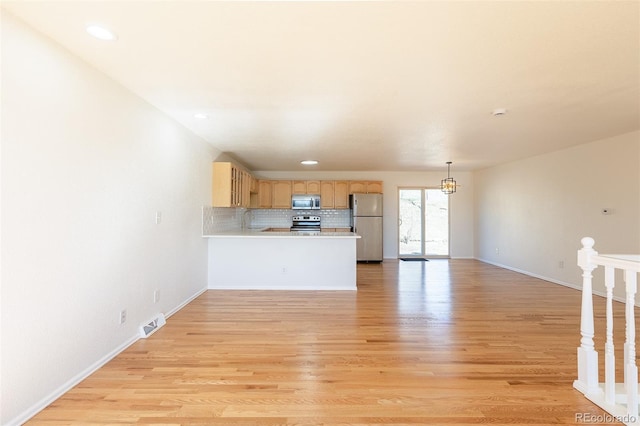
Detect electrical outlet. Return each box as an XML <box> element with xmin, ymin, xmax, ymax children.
<box><xmin>495</xmin><ymin>247</ymin><xmax>499</xmax><ymax>255</ymax></box>
<box><xmin>119</xmin><ymin>309</ymin><xmax>127</xmax><ymax>324</ymax></box>
<box><xmin>153</xmin><ymin>289</ymin><xmax>160</xmax><ymax>303</ymax></box>
<box><xmin>558</xmin><ymin>260</ymin><xmax>565</xmax><ymax>269</ymax></box>
<box><xmin>155</xmin><ymin>211</ymin><xmax>162</xmax><ymax>224</ymax></box>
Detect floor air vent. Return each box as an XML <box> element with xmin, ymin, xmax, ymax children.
<box><xmin>139</xmin><ymin>313</ymin><xmax>166</xmax><ymax>338</ymax></box>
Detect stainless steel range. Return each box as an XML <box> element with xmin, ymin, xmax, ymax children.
<box><xmin>290</xmin><ymin>215</ymin><xmax>321</xmax><ymax>232</ymax></box>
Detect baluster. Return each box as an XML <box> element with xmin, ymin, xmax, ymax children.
<box><xmin>574</xmin><ymin>237</ymin><xmax>600</xmax><ymax>395</ymax></box>
<box><xmin>604</xmin><ymin>266</ymin><xmax>615</xmax><ymax>404</ymax></box>
<box><xmin>624</xmin><ymin>269</ymin><xmax>638</xmax><ymax>418</ymax></box>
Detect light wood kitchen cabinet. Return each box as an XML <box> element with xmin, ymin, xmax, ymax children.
<box><xmin>292</xmin><ymin>181</ymin><xmax>307</xmax><ymax>194</ymax></box>
<box><xmin>212</xmin><ymin>162</ymin><xmax>251</xmax><ymax>207</ymax></box>
<box><xmin>334</xmin><ymin>181</ymin><xmax>350</xmax><ymax>209</ymax></box>
<box><xmin>214</xmin><ymin>167</ymin><xmax>383</xmax><ymax>209</ymax></box>
<box><xmin>257</xmin><ymin>180</ymin><xmax>273</xmax><ymax>209</ymax></box>
<box><xmin>366</xmin><ymin>181</ymin><xmax>383</xmax><ymax>193</ymax></box>
<box><xmin>293</xmin><ymin>180</ymin><xmax>321</xmax><ymax>194</ymax></box>
<box><xmin>241</xmin><ymin>171</ymin><xmax>252</xmax><ymax>207</ymax></box>
<box><xmin>272</xmin><ymin>180</ymin><xmax>292</xmax><ymax>209</ymax></box>
<box><xmin>320</xmin><ymin>180</ymin><xmax>349</xmax><ymax>210</ymax></box>
<box><xmin>348</xmin><ymin>181</ymin><xmax>366</xmax><ymax>194</ymax></box>
<box><xmin>349</xmin><ymin>180</ymin><xmax>383</xmax><ymax>194</ymax></box>
<box><xmin>306</xmin><ymin>181</ymin><xmax>321</xmax><ymax>194</ymax></box>
<box><xmin>320</xmin><ymin>181</ymin><xmax>335</xmax><ymax>209</ymax></box>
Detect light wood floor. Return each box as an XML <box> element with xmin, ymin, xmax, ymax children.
<box><xmin>28</xmin><ymin>259</ymin><xmax>621</xmax><ymax>425</ymax></box>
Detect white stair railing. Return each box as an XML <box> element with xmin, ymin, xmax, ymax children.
<box><xmin>575</xmin><ymin>237</ymin><xmax>640</xmax><ymax>425</ymax></box>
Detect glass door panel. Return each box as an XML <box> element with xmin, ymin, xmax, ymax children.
<box><xmin>398</xmin><ymin>189</ymin><xmax>423</xmax><ymax>256</ymax></box>
<box><xmin>424</xmin><ymin>189</ymin><xmax>449</xmax><ymax>256</ymax></box>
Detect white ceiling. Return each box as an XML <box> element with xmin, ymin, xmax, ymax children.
<box><xmin>3</xmin><ymin>1</ymin><xmax>639</xmax><ymax>172</ymax></box>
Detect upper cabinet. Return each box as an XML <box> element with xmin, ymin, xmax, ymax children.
<box><xmin>349</xmin><ymin>180</ymin><xmax>383</xmax><ymax>194</ymax></box>
<box><xmin>292</xmin><ymin>181</ymin><xmax>306</xmax><ymax>194</ymax></box>
<box><xmin>321</xmin><ymin>180</ymin><xmax>349</xmax><ymax>209</ymax></box>
<box><xmin>306</xmin><ymin>180</ymin><xmax>321</xmax><ymax>194</ymax></box>
<box><xmin>334</xmin><ymin>181</ymin><xmax>350</xmax><ymax>208</ymax></box>
<box><xmin>213</xmin><ymin>163</ymin><xmax>382</xmax><ymax>210</ymax></box>
<box><xmin>320</xmin><ymin>181</ymin><xmax>335</xmax><ymax>209</ymax></box>
<box><xmin>366</xmin><ymin>181</ymin><xmax>383</xmax><ymax>194</ymax></box>
<box><xmin>257</xmin><ymin>180</ymin><xmax>273</xmax><ymax>209</ymax></box>
<box><xmin>212</xmin><ymin>162</ymin><xmax>254</xmax><ymax>208</ymax></box>
<box><xmin>272</xmin><ymin>180</ymin><xmax>292</xmax><ymax>209</ymax></box>
<box><xmin>292</xmin><ymin>180</ymin><xmax>321</xmax><ymax>194</ymax></box>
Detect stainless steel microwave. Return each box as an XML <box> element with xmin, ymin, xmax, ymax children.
<box><xmin>292</xmin><ymin>194</ymin><xmax>321</xmax><ymax>210</ymax></box>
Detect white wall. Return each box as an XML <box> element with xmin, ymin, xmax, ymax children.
<box><xmin>474</xmin><ymin>130</ymin><xmax>640</xmax><ymax>299</ymax></box>
<box><xmin>1</xmin><ymin>13</ymin><xmax>216</xmax><ymax>425</ymax></box>
<box><xmin>255</xmin><ymin>170</ymin><xmax>474</xmax><ymax>259</ymax></box>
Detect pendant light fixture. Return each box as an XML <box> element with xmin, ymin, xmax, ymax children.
<box><xmin>440</xmin><ymin>161</ymin><xmax>457</xmax><ymax>194</ymax></box>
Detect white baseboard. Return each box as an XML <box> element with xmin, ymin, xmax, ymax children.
<box><xmin>7</xmin><ymin>286</ymin><xmax>208</xmax><ymax>426</ymax></box>
<box><xmin>476</xmin><ymin>257</ymin><xmax>630</xmax><ymax>305</ymax></box>
<box><xmin>166</xmin><ymin>287</ymin><xmax>207</xmax><ymax>319</ymax></box>
<box><xmin>384</xmin><ymin>256</ymin><xmax>475</xmax><ymax>260</ymax></box>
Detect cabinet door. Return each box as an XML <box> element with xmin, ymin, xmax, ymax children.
<box><xmin>213</xmin><ymin>162</ymin><xmax>252</xmax><ymax>207</ymax></box>
<box><xmin>366</xmin><ymin>181</ymin><xmax>383</xmax><ymax>194</ymax></box>
<box><xmin>258</xmin><ymin>180</ymin><xmax>272</xmax><ymax>208</ymax></box>
<box><xmin>241</xmin><ymin>171</ymin><xmax>252</xmax><ymax>207</ymax></box>
<box><xmin>334</xmin><ymin>181</ymin><xmax>349</xmax><ymax>209</ymax></box>
<box><xmin>232</xmin><ymin>166</ymin><xmax>243</xmax><ymax>206</ymax></box>
<box><xmin>272</xmin><ymin>181</ymin><xmax>292</xmax><ymax>209</ymax></box>
<box><xmin>212</xmin><ymin>162</ymin><xmax>232</xmax><ymax>207</ymax></box>
<box><xmin>292</xmin><ymin>181</ymin><xmax>307</xmax><ymax>194</ymax></box>
<box><xmin>306</xmin><ymin>180</ymin><xmax>321</xmax><ymax>194</ymax></box>
<box><xmin>320</xmin><ymin>181</ymin><xmax>335</xmax><ymax>209</ymax></box>
<box><xmin>348</xmin><ymin>181</ymin><xmax>366</xmax><ymax>194</ymax></box>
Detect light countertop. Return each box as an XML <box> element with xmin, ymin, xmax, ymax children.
<box><xmin>204</xmin><ymin>229</ymin><xmax>360</xmax><ymax>239</ymax></box>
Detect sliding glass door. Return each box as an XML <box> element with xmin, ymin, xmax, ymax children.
<box><xmin>398</xmin><ymin>188</ymin><xmax>449</xmax><ymax>258</ymax></box>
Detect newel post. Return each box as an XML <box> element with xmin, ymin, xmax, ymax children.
<box><xmin>574</xmin><ymin>237</ymin><xmax>601</xmax><ymax>395</ymax></box>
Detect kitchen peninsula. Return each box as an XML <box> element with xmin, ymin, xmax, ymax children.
<box><xmin>206</xmin><ymin>161</ymin><xmax>382</xmax><ymax>290</ymax></box>
<box><xmin>206</xmin><ymin>230</ymin><xmax>360</xmax><ymax>290</ymax></box>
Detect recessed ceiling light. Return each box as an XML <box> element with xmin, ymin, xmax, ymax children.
<box><xmin>301</xmin><ymin>160</ymin><xmax>318</xmax><ymax>165</ymax></box>
<box><xmin>492</xmin><ymin>108</ymin><xmax>508</xmax><ymax>116</ymax></box>
<box><xmin>85</xmin><ymin>24</ymin><xmax>117</xmax><ymax>41</ymax></box>
<box><xmin>194</xmin><ymin>113</ymin><xmax>210</xmax><ymax>119</ymax></box>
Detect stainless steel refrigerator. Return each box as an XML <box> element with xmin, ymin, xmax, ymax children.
<box><xmin>350</xmin><ymin>193</ymin><xmax>383</xmax><ymax>262</ymax></box>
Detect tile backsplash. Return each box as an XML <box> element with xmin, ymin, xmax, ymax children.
<box><xmin>250</xmin><ymin>209</ymin><xmax>351</xmax><ymax>229</ymax></box>
<box><xmin>203</xmin><ymin>206</ymin><xmax>351</xmax><ymax>235</ymax></box>
<box><xmin>202</xmin><ymin>206</ymin><xmax>242</xmax><ymax>234</ymax></box>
